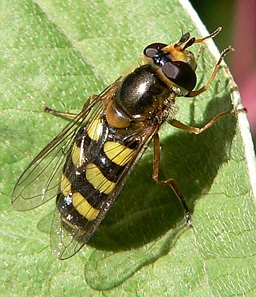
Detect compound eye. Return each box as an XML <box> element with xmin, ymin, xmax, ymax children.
<box><xmin>162</xmin><ymin>61</ymin><xmax>196</xmax><ymax>91</ymax></box>
<box><xmin>143</xmin><ymin>43</ymin><xmax>168</xmax><ymax>58</ymax></box>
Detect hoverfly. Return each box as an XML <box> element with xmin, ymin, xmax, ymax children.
<box><xmin>12</xmin><ymin>27</ymin><xmax>246</xmax><ymax>259</ymax></box>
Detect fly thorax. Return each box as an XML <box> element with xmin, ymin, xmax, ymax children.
<box><xmin>115</xmin><ymin>64</ymin><xmax>171</xmax><ymax>120</ymax></box>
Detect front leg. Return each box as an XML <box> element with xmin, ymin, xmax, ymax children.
<box><xmin>169</xmin><ymin>108</ymin><xmax>247</xmax><ymax>134</ymax></box>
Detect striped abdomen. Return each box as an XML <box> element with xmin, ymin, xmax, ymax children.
<box><xmin>57</xmin><ymin>114</ymin><xmax>139</xmax><ymax>233</ymax></box>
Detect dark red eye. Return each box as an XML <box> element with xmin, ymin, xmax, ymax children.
<box><xmin>162</xmin><ymin>61</ymin><xmax>196</xmax><ymax>92</ymax></box>
<box><xmin>143</xmin><ymin>43</ymin><xmax>167</xmax><ymax>58</ymax></box>
<box><xmin>143</xmin><ymin>42</ymin><xmax>196</xmax><ymax>92</ymax></box>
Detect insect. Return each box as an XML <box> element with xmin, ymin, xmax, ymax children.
<box><xmin>12</xmin><ymin>27</ymin><xmax>245</xmax><ymax>259</ymax></box>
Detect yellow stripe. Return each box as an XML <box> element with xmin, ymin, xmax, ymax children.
<box><xmin>71</xmin><ymin>142</ymin><xmax>85</xmax><ymax>167</ymax></box>
<box><xmin>72</xmin><ymin>192</ymin><xmax>100</xmax><ymax>221</ymax></box>
<box><xmin>87</xmin><ymin>117</ymin><xmax>103</xmax><ymax>141</ymax></box>
<box><xmin>86</xmin><ymin>163</ymin><xmax>115</xmax><ymax>194</ymax></box>
<box><xmin>104</xmin><ymin>141</ymin><xmax>134</xmax><ymax>166</ymax></box>
<box><xmin>61</xmin><ymin>174</ymin><xmax>71</xmax><ymax>196</ymax></box>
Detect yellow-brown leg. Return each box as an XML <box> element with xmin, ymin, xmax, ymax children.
<box><xmin>187</xmin><ymin>46</ymin><xmax>234</xmax><ymax>98</ymax></box>
<box><xmin>43</xmin><ymin>95</ymin><xmax>98</xmax><ymax>119</ymax></box>
<box><xmin>193</xmin><ymin>27</ymin><xmax>222</xmax><ymax>45</ymax></box>
<box><xmin>170</xmin><ymin>107</ymin><xmax>247</xmax><ymax>134</ymax></box>
<box><xmin>43</xmin><ymin>106</ymin><xmax>78</xmax><ymax>119</ymax></box>
<box><xmin>152</xmin><ymin>133</ymin><xmax>192</xmax><ymax>225</ymax></box>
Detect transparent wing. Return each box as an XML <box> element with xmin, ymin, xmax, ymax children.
<box><xmin>50</xmin><ymin>206</ymin><xmax>97</xmax><ymax>259</ymax></box>
<box><xmin>12</xmin><ymin>82</ymin><xmax>119</xmax><ymax>211</ymax></box>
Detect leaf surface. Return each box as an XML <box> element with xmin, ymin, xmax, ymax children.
<box><xmin>1</xmin><ymin>0</ymin><xmax>255</xmax><ymax>296</ymax></box>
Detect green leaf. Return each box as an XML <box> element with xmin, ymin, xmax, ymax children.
<box><xmin>1</xmin><ymin>0</ymin><xmax>255</xmax><ymax>296</ymax></box>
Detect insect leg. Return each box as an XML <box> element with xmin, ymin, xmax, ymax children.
<box><xmin>43</xmin><ymin>106</ymin><xmax>78</xmax><ymax>119</ymax></box>
<box><xmin>187</xmin><ymin>46</ymin><xmax>234</xmax><ymax>98</ymax></box>
<box><xmin>152</xmin><ymin>133</ymin><xmax>191</xmax><ymax>224</ymax></box>
<box><xmin>170</xmin><ymin>107</ymin><xmax>247</xmax><ymax>134</ymax></box>
<box><xmin>43</xmin><ymin>95</ymin><xmax>98</xmax><ymax>119</ymax></box>
<box><xmin>193</xmin><ymin>27</ymin><xmax>222</xmax><ymax>44</ymax></box>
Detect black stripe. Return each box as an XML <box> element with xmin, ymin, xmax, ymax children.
<box><xmin>75</xmin><ymin>121</ymin><xmax>125</xmax><ymax>183</ymax></box>
<box><xmin>92</xmin><ymin>146</ymin><xmax>124</xmax><ymax>183</ymax></box>
<box><xmin>73</xmin><ymin>171</ymin><xmax>107</xmax><ymax>209</ymax></box>
<box><xmin>63</xmin><ymin>158</ymin><xmax>107</xmax><ymax>209</ymax></box>
<box><xmin>57</xmin><ymin>192</ymin><xmax>90</xmax><ymax>229</ymax></box>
